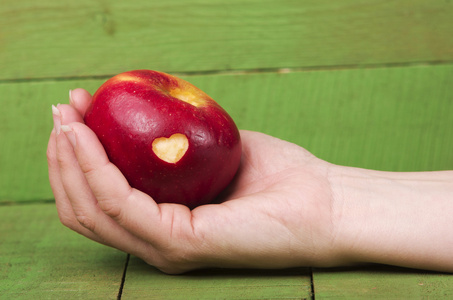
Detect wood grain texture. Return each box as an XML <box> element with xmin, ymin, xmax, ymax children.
<box><xmin>1</xmin><ymin>0</ymin><xmax>453</xmax><ymax>297</ymax></box>
<box><xmin>1</xmin><ymin>64</ymin><xmax>452</xmax><ymax>203</ymax></box>
<box><xmin>313</xmin><ymin>266</ymin><xmax>453</xmax><ymax>299</ymax></box>
<box><xmin>121</xmin><ymin>257</ymin><xmax>311</xmax><ymax>299</ymax></box>
<box><xmin>191</xmin><ymin>65</ymin><xmax>453</xmax><ymax>172</ymax></box>
<box><xmin>1</xmin><ymin>0</ymin><xmax>452</xmax><ymax>80</ymax></box>
<box><xmin>0</xmin><ymin>203</ymin><xmax>126</xmax><ymax>299</ymax></box>
<box><xmin>0</xmin><ymin>79</ymin><xmax>103</xmax><ymax>202</ymax></box>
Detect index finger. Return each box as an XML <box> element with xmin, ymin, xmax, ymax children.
<box><xmin>69</xmin><ymin>88</ymin><xmax>92</xmax><ymax>117</ymax></box>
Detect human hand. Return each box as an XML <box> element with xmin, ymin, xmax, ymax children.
<box><xmin>47</xmin><ymin>89</ymin><xmax>343</xmax><ymax>274</ymax></box>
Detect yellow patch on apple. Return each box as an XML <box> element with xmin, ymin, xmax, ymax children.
<box><xmin>169</xmin><ymin>87</ymin><xmax>206</xmax><ymax>107</ymax></box>
<box><xmin>152</xmin><ymin>133</ymin><xmax>189</xmax><ymax>164</ymax></box>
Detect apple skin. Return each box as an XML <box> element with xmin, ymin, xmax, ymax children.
<box><xmin>84</xmin><ymin>70</ymin><xmax>241</xmax><ymax>209</ymax></box>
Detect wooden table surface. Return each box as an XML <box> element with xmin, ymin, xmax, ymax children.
<box><xmin>1</xmin><ymin>1</ymin><xmax>452</xmax><ymax>298</ymax></box>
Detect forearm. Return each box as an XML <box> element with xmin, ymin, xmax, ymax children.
<box><xmin>330</xmin><ymin>166</ymin><xmax>453</xmax><ymax>272</ymax></box>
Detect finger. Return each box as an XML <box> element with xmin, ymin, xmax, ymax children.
<box><xmin>62</xmin><ymin>122</ymin><xmax>196</xmax><ymax>248</ymax></box>
<box><xmin>48</xmin><ymin>130</ymin><xmax>77</xmax><ymax>227</ymax></box>
<box><xmin>58</xmin><ymin>103</ymin><xmax>84</xmax><ymax>124</ymax></box>
<box><xmin>69</xmin><ymin>88</ymin><xmax>92</xmax><ymax>117</ymax></box>
<box><xmin>55</xmin><ymin>127</ymin><xmax>155</xmax><ymax>258</ymax></box>
<box><xmin>48</xmin><ymin>105</ymin><xmax>103</xmax><ymax>242</ymax></box>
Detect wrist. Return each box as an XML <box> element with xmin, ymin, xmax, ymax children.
<box><xmin>328</xmin><ymin>165</ymin><xmax>453</xmax><ymax>271</ymax></box>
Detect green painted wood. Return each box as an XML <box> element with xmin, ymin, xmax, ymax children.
<box><xmin>1</xmin><ymin>0</ymin><xmax>452</xmax><ymax>80</ymax></box>
<box><xmin>1</xmin><ymin>0</ymin><xmax>452</xmax><ymax>297</ymax></box>
<box><xmin>121</xmin><ymin>256</ymin><xmax>311</xmax><ymax>299</ymax></box>
<box><xmin>313</xmin><ymin>266</ymin><xmax>453</xmax><ymax>299</ymax></box>
<box><xmin>1</xmin><ymin>64</ymin><xmax>453</xmax><ymax>203</ymax></box>
<box><xmin>191</xmin><ymin>65</ymin><xmax>453</xmax><ymax>172</ymax></box>
<box><xmin>0</xmin><ymin>203</ymin><xmax>126</xmax><ymax>299</ymax></box>
<box><xmin>0</xmin><ymin>79</ymin><xmax>100</xmax><ymax>203</ymax></box>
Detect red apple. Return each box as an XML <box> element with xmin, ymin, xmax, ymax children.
<box><xmin>84</xmin><ymin>70</ymin><xmax>242</xmax><ymax>209</ymax></box>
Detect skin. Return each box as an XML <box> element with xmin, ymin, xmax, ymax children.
<box><xmin>47</xmin><ymin>88</ymin><xmax>453</xmax><ymax>274</ymax></box>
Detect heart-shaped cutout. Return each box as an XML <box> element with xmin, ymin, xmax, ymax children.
<box><xmin>152</xmin><ymin>133</ymin><xmax>189</xmax><ymax>164</ymax></box>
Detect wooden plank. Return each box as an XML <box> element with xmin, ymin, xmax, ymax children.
<box><xmin>0</xmin><ymin>203</ymin><xmax>126</xmax><ymax>299</ymax></box>
<box><xmin>201</xmin><ymin>65</ymin><xmax>453</xmax><ymax>172</ymax></box>
<box><xmin>1</xmin><ymin>64</ymin><xmax>453</xmax><ymax>203</ymax></box>
<box><xmin>0</xmin><ymin>79</ymin><xmax>103</xmax><ymax>203</ymax></box>
<box><xmin>1</xmin><ymin>0</ymin><xmax>452</xmax><ymax>80</ymax></box>
<box><xmin>313</xmin><ymin>265</ymin><xmax>453</xmax><ymax>299</ymax></box>
<box><xmin>121</xmin><ymin>256</ymin><xmax>311</xmax><ymax>299</ymax></box>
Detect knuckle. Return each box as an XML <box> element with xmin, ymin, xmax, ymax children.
<box><xmin>58</xmin><ymin>212</ymin><xmax>94</xmax><ymax>236</ymax></box>
<box><xmin>74</xmin><ymin>213</ymin><xmax>96</xmax><ymax>232</ymax></box>
<box><xmin>55</xmin><ymin>154</ymin><xmax>66</xmax><ymax>167</ymax></box>
<box><xmin>96</xmin><ymin>187</ymin><xmax>133</xmax><ymax>222</ymax></box>
<box><xmin>153</xmin><ymin>256</ymin><xmax>189</xmax><ymax>275</ymax></box>
<box><xmin>79</xmin><ymin>157</ymin><xmax>111</xmax><ymax>182</ymax></box>
<box><xmin>79</xmin><ymin>161</ymin><xmax>98</xmax><ymax>178</ymax></box>
<box><xmin>160</xmin><ymin>246</ymin><xmax>196</xmax><ymax>269</ymax></box>
<box><xmin>55</xmin><ymin>150</ymin><xmax>77</xmax><ymax>170</ymax></box>
<box><xmin>151</xmin><ymin>226</ymin><xmax>205</xmax><ymax>273</ymax></box>
<box><xmin>46</xmin><ymin>146</ymin><xmax>55</xmax><ymax>164</ymax></box>
<box><xmin>97</xmin><ymin>198</ymin><xmax>122</xmax><ymax>220</ymax></box>
<box><xmin>58</xmin><ymin>213</ymin><xmax>77</xmax><ymax>230</ymax></box>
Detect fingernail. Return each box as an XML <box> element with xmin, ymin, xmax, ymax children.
<box><xmin>61</xmin><ymin>125</ymin><xmax>76</xmax><ymax>147</ymax></box>
<box><xmin>52</xmin><ymin>104</ymin><xmax>61</xmax><ymax>134</ymax></box>
<box><xmin>69</xmin><ymin>90</ymin><xmax>74</xmax><ymax>105</ymax></box>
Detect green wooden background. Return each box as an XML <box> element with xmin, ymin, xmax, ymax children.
<box><xmin>1</xmin><ymin>0</ymin><xmax>452</xmax><ymax>298</ymax></box>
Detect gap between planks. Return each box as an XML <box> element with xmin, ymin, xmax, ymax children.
<box><xmin>1</xmin><ymin>60</ymin><xmax>453</xmax><ymax>85</ymax></box>
<box><xmin>0</xmin><ymin>199</ymin><xmax>56</xmax><ymax>206</ymax></box>
<box><xmin>117</xmin><ymin>253</ymin><xmax>131</xmax><ymax>300</ymax></box>
<box><xmin>310</xmin><ymin>267</ymin><xmax>316</xmax><ymax>300</ymax></box>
